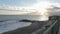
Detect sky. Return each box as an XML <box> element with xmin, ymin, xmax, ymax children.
<box><xmin>0</xmin><ymin>0</ymin><xmax>60</xmax><ymax>6</ymax></box>
<box><xmin>0</xmin><ymin>0</ymin><xmax>60</xmax><ymax>10</ymax></box>
<box><xmin>0</xmin><ymin>0</ymin><xmax>38</xmax><ymax>6</ymax></box>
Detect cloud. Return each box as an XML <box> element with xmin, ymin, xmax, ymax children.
<box><xmin>0</xmin><ymin>0</ymin><xmax>60</xmax><ymax>10</ymax></box>
<box><xmin>0</xmin><ymin>4</ymin><xmax>34</xmax><ymax>10</ymax></box>
<box><xmin>0</xmin><ymin>5</ymin><xmax>24</xmax><ymax>10</ymax></box>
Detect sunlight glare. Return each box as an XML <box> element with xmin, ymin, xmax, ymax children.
<box><xmin>32</xmin><ymin>1</ymin><xmax>51</xmax><ymax>15</ymax></box>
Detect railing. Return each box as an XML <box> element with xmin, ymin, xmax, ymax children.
<box><xmin>31</xmin><ymin>20</ymin><xmax>59</xmax><ymax>34</ymax></box>
<box><xmin>44</xmin><ymin>20</ymin><xmax>59</xmax><ymax>34</ymax></box>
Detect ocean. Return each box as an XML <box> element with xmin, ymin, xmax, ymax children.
<box><xmin>0</xmin><ymin>15</ymin><xmax>49</xmax><ymax>34</ymax></box>
<box><xmin>0</xmin><ymin>15</ymin><xmax>32</xmax><ymax>34</ymax></box>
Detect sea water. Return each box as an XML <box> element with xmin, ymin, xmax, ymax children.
<box><xmin>0</xmin><ymin>15</ymin><xmax>48</xmax><ymax>34</ymax></box>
